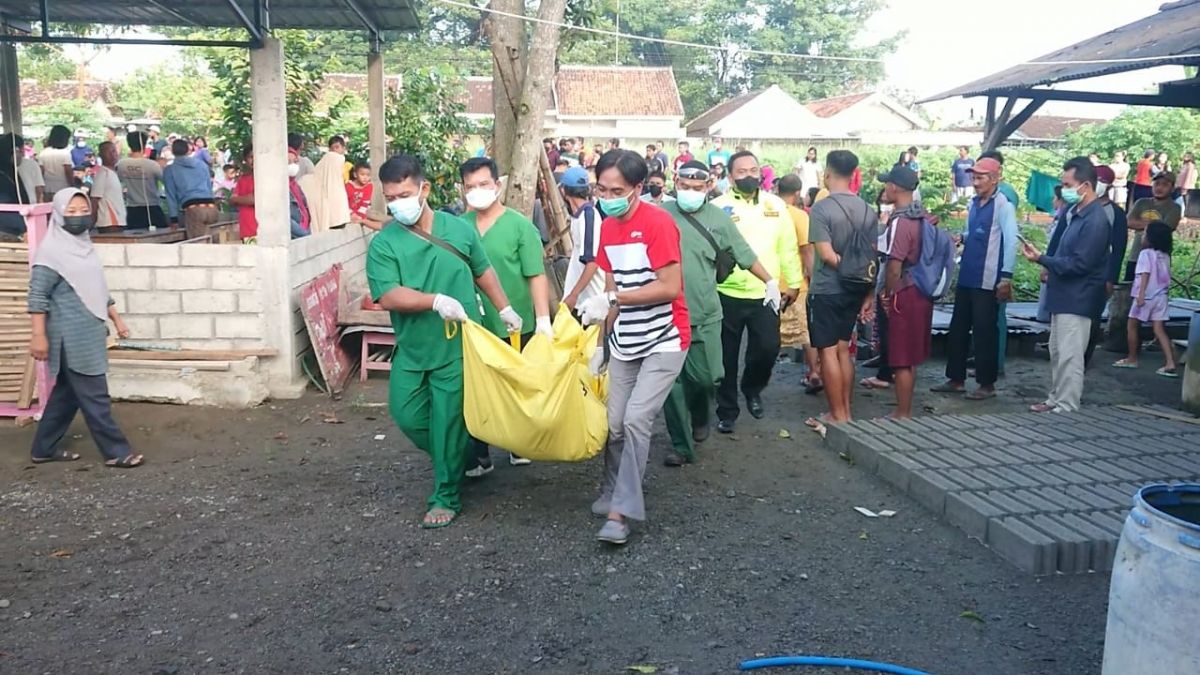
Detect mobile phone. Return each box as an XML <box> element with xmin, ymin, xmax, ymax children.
<box><xmin>1016</xmin><ymin>233</ymin><xmax>1030</xmax><ymax>246</ymax></box>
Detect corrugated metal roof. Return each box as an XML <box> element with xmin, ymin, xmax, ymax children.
<box><xmin>0</xmin><ymin>0</ymin><xmax>418</xmax><ymax>32</ymax></box>
<box><xmin>921</xmin><ymin>0</ymin><xmax>1200</xmax><ymax>102</ymax></box>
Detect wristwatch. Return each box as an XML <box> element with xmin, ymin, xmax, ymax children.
<box><xmin>606</xmin><ymin>291</ymin><xmax>619</xmax><ymax>307</ymax></box>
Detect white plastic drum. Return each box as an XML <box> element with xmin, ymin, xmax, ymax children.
<box><xmin>1102</xmin><ymin>483</ymin><xmax>1200</xmax><ymax>674</ymax></box>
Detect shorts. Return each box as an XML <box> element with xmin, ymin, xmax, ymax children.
<box><xmin>1129</xmin><ymin>293</ymin><xmax>1169</xmax><ymax>323</ymax></box>
<box><xmin>780</xmin><ymin>290</ymin><xmax>810</xmax><ymax>348</ymax></box>
<box><xmin>808</xmin><ymin>292</ymin><xmax>862</xmax><ymax>349</ymax></box>
<box><xmin>885</xmin><ymin>285</ymin><xmax>933</xmax><ymax>368</ymax></box>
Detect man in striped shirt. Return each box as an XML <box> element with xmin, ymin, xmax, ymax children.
<box><xmin>579</xmin><ymin>149</ymin><xmax>689</xmax><ymax>546</ymax></box>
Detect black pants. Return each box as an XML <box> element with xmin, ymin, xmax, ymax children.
<box><xmin>874</xmin><ymin>292</ymin><xmax>893</xmax><ymax>382</ymax></box>
<box><xmin>945</xmin><ymin>288</ymin><xmax>1000</xmax><ymax>387</ymax></box>
<box><xmin>31</xmin><ymin>357</ymin><xmax>132</xmax><ymax>462</ymax></box>
<box><xmin>126</xmin><ymin>204</ymin><xmax>167</xmax><ymax>230</ymax></box>
<box><xmin>469</xmin><ymin>330</ymin><xmax>535</xmax><ymax>468</ymax></box>
<box><xmin>717</xmin><ymin>294</ymin><xmax>780</xmax><ymax>421</ymax></box>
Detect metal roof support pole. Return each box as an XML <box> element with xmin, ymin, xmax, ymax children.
<box><xmin>366</xmin><ymin>49</ymin><xmax>387</xmax><ymax>209</ymax></box>
<box><xmin>983</xmin><ymin>96</ymin><xmax>1016</xmax><ymax>151</ymax></box>
<box><xmin>993</xmin><ymin>96</ymin><xmax>1046</xmax><ymax>149</ymax></box>
<box><xmin>225</xmin><ymin>0</ymin><xmax>264</xmax><ymax>47</ymax></box>
<box><xmin>0</xmin><ymin>40</ymin><xmax>21</xmax><ymax>134</ymax></box>
<box><xmin>248</xmin><ymin>35</ymin><xmax>302</xmax><ymax>396</ymax></box>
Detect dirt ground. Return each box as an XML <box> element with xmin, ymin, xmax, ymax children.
<box><xmin>0</xmin><ymin>345</ymin><xmax>1187</xmax><ymax>675</ymax></box>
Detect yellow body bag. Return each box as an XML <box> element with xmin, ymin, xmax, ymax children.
<box><xmin>462</xmin><ymin>305</ymin><xmax>608</xmax><ymax>461</ymax></box>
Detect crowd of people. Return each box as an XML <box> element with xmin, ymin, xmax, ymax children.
<box><xmin>15</xmin><ymin>124</ymin><xmax>1192</xmax><ymax>543</ymax></box>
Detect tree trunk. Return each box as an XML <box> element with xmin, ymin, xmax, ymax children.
<box><xmin>485</xmin><ymin>0</ymin><xmax>525</xmax><ymax>173</ymax></box>
<box><xmin>504</xmin><ymin>0</ymin><xmax>568</xmax><ymax>218</ymax></box>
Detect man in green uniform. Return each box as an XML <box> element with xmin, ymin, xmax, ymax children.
<box><xmin>366</xmin><ymin>154</ymin><xmax>521</xmax><ymax>528</ymax></box>
<box><xmin>459</xmin><ymin>156</ymin><xmax>553</xmax><ymax>475</ymax></box>
<box><xmin>660</xmin><ymin>160</ymin><xmax>778</xmax><ymax>466</ymax></box>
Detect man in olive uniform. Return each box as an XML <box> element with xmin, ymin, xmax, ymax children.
<box><xmin>660</xmin><ymin>160</ymin><xmax>778</xmax><ymax>466</ymax></box>
<box><xmin>366</xmin><ymin>155</ymin><xmax>521</xmax><ymax>528</ymax></box>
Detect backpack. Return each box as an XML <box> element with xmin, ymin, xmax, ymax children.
<box><xmin>909</xmin><ymin>218</ymin><xmax>956</xmax><ymax>300</ymax></box>
<box><xmin>830</xmin><ymin>197</ymin><xmax>879</xmax><ymax>298</ymax></box>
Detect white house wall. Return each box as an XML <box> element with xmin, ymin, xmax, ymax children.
<box><xmin>713</xmin><ymin>87</ymin><xmax>830</xmax><ymax>139</ymax></box>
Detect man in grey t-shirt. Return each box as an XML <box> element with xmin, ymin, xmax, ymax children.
<box><xmin>807</xmin><ymin>149</ymin><xmax>876</xmax><ymax>425</ymax></box>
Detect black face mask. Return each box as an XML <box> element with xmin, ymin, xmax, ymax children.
<box><xmin>735</xmin><ymin>176</ymin><xmax>761</xmax><ymax>194</ymax></box>
<box><xmin>62</xmin><ymin>215</ymin><xmax>91</xmax><ymax>235</ymax></box>
<box><xmin>648</xmin><ymin>185</ymin><xmax>663</xmax><ymax>197</ymax></box>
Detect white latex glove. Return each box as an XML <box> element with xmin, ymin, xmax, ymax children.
<box><xmin>578</xmin><ymin>293</ymin><xmax>612</xmax><ymax>326</ymax></box>
<box><xmin>588</xmin><ymin>344</ymin><xmax>608</xmax><ymax>376</ymax></box>
<box><xmin>535</xmin><ymin>315</ymin><xmax>554</xmax><ymax>338</ymax></box>
<box><xmin>763</xmin><ymin>279</ymin><xmax>781</xmax><ymax>314</ymax></box>
<box><xmin>498</xmin><ymin>305</ymin><xmax>523</xmax><ymax>334</ymax></box>
<box><xmin>432</xmin><ymin>294</ymin><xmax>468</xmax><ymax>321</ymax></box>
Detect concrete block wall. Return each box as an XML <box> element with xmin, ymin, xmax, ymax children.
<box><xmin>287</xmin><ymin>225</ymin><xmax>372</xmax><ymax>358</ymax></box>
<box><xmin>98</xmin><ymin>243</ymin><xmax>266</xmax><ymax>351</ymax></box>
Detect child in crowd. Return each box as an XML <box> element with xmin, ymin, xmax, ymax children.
<box><xmin>346</xmin><ymin>162</ymin><xmax>373</xmax><ymax>223</ymax></box>
<box><xmin>1114</xmin><ymin>220</ymin><xmax>1177</xmax><ymax>377</ymax></box>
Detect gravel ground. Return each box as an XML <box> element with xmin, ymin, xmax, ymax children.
<box><xmin>0</xmin><ymin>350</ymin><xmax>1185</xmax><ymax>675</ymax></box>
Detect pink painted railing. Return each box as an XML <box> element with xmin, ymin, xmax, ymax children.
<box><xmin>0</xmin><ymin>202</ymin><xmax>52</xmax><ymax>420</ymax></box>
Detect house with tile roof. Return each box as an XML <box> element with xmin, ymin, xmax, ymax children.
<box><xmin>951</xmin><ymin>115</ymin><xmax>1106</xmax><ymax>148</ymax></box>
<box><xmin>685</xmin><ymin>85</ymin><xmax>835</xmax><ymax>140</ymax></box>
<box><xmin>805</xmin><ymin>91</ymin><xmax>927</xmax><ymax>145</ymax></box>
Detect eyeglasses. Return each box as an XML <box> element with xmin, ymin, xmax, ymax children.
<box><xmin>677</xmin><ymin>167</ymin><xmax>710</xmax><ymax>181</ymax></box>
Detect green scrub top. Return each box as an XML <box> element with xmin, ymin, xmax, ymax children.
<box><xmin>463</xmin><ymin>207</ymin><xmax>544</xmax><ymax>339</ymax></box>
<box><xmin>366</xmin><ymin>211</ymin><xmax>492</xmax><ymax>371</ymax></box>
<box><xmin>662</xmin><ymin>201</ymin><xmax>758</xmax><ymax>327</ymax></box>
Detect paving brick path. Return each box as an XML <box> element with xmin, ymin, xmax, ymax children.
<box><xmin>825</xmin><ymin>407</ymin><xmax>1200</xmax><ymax>574</ymax></box>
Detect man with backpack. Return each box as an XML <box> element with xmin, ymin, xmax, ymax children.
<box><xmin>807</xmin><ymin>150</ymin><xmax>878</xmax><ymax>426</ymax></box>
<box><xmin>877</xmin><ymin>166</ymin><xmax>951</xmax><ymax>419</ymax></box>
<box><xmin>661</xmin><ymin>160</ymin><xmax>776</xmax><ymax>465</ymax></box>
<box><xmin>933</xmin><ymin>157</ymin><xmax>1018</xmax><ymax>400</ymax></box>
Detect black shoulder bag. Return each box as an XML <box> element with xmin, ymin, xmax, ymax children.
<box><xmin>680</xmin><ymin>211</ymin><xmax>737</xmax><ymax>283</ymax></box>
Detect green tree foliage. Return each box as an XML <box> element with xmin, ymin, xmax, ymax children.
<box><xmin>111</xmin><ymin>64</ymin><xmax>223</xmax><ymax>136</ymax></box>
<box><xmin>24</xmin><ymin>99</ymin><xmax>112</xmax><ymax>136</ymax></box>
<box><xmin>14</xmin><ymin>44</ymin><xmax>75</xmax><ymax>83</ymax></box>
<box><xmin>1066</xmin><ymin>108</ymin><xmax>1200</xmax><ymax>161</ymax></box>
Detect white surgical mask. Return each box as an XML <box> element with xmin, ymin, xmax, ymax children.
<box><xmin>465</xmin><ymin>188</ymin><xmax>498</xmax><ymax>211</ymax></box>
<box><xmin>1097</xmin><ymin>181</ymin><xmax>1110</xmax><ymax>196</ymax></box>
<box><xmin>287</xmin><ymin>163</ymin><xmax>300</xmax><ymax>177</ymax></box>
<box><xmin>388</xmin><ymin>195</ymin><xmax>425</xmax><ymax>226</ymax></box>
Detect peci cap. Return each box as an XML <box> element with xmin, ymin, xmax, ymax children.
<box><xmin>970</xmin><ymin>157</ymin><xmax>1002</xmax><ymax>175</ymax></box>
<box><xmin>558</xmin><ymin>166</ymin><xmax>590</xmax><ymax>189</ymax></box>
<box><xmin>876</xmin><ymin>165</ymin><xmax>919</xmax><ymax>192</ymax></box>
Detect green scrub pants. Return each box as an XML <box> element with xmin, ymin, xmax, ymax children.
<box><xmin>662</xmin><ymin>320</ymin><xmax>724</xmax><ymax>460</ymax></box>
<box><xmin>389</xmin><ymin>360</ymin><xmax>469</xmax><ymax>513</ymax></box>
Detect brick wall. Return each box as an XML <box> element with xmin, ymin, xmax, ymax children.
<box><xmin>98</xmin><ymin>243</ymin><xmax>266</xmax><ymax>351</ymax></box>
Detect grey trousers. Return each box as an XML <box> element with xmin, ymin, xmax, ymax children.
<box><xmin>31</xmin><ymin>360</ymin><xmax>132</xmax><ymax>462</ymax></box>
<box><xmin>602</xmin><ymin>350</ymin><xmax>687</xmax><ymax>521</ymax></box>
<box><xmin>1047</xmin><ymin>313</ymin><xmax>1092</xmax><ymax>412</ymax></box>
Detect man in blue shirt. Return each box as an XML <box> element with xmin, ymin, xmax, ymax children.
<box><xmin>933</xmin><ymin>157</ymin><xmax>1017</xmax><ymax>400</ymax></box>
<box><xmin>1020</xmin><ymin>158</ymin><xmax>1110</xmax><ymax>413</ymax></box>
<box><xmin>163</xmin><ymin>138</ymin><xmax>217</xmax><ymax>240</ymax></box>
<box><xmin>950</xmin><ymin>146</ymin><xmax>975</xmax><ymax>202</ymax></box>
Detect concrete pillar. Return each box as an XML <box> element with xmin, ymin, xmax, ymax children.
<box><xmin>249</xmin><ymin>36</ymin><xmax>303</xmax><ymax>397</ymax></box>
<box><xmin>0</xmin><ymin>42</ymin><xmax>21</xmax><ymax>135</ymax></box>
<box><xmin>366</xmin><ymin>51</ymin><xmax>387</xmax><ymax>209</ymax></box>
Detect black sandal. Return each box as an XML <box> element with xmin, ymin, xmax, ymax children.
<box><xmin>31</xmin><ymin>450</ymin><xmax>81</xmax><ymax>464</ymax></box>
<box><xmin>105</xmin><ymin>454</ymin><xmax>144</xmax><ymax>469</ymax></box>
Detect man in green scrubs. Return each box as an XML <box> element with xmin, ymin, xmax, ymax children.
<box><xmin>660</xmin><ymin>160</ymin><xmax>778</xmax><ymax>466</ymax></box>
<box><xmin>459</xmin><ymin>156</ymin><xmax>553</xmax><ymax>475</ymax></box>
<box><xmin>366</xmin><ymin>154</ymin><xmax>521</xmax><ymax>528</ymax></box>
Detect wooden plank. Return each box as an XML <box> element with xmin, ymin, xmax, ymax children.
<box><xmin>107</xmin><ymin>348</ymin><xmax>279</xmax><ymax>361</ymax></box>
<box><xmin>16</xmin><ymin>355</ymin><xmax>35</xmax><ymax>408</ymax></box>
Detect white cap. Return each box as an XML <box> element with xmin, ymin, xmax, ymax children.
<box><xmin>74</xmin><ymin>128</ymin><xmax>86</xmax><ymax>136</ymax></box>
<box><xmin>150</xmin><ymin>125</ymin><xmax>161</xmax><ymax>133</ymax></box>
<box><xmin>126</xmin><ymin>124</ymin><xmax>138</xmax><ymax>132</ymax></box>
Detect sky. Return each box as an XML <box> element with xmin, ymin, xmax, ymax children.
<box><xmin>78</xmin><ymin>0</ymin><xmax>1184</xmax><ymax>124</ymax></box>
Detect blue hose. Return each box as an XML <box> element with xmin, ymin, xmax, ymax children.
<box><xmin>740</xmin><ymin>655</ymin><xmax>933</xmax><ymax>675</ymax></box>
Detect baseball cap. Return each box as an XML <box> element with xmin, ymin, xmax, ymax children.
<box><xmin>1095</xmin><ymin>165</ymin><xmax>1115</xmax><ymax>185</ymax></box>
<box><xmin>970</xmin><ymin>158</ymin><xmax>1002</xmax><ymax>175</ymax></box>
<box><xmin>558</xmin><ymin>166</ymin><xmax>590</xmax><ymax>189</ymax></box>
<box><xmin>150</xmin><ymin>125</ymin><xmax>161</xmax><ymax>133</ymax></box>
<box><xmin>877</xmin><ymin>165</ymin><xmax>919</xmax><ymax>191</ymax></box>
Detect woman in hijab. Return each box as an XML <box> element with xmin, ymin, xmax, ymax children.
<box><xmin>28</xmin><ymin>189</ymin><xmax>144</xmax><ymax>468</ymax></box>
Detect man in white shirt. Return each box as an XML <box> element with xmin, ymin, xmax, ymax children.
<box><xmin>91</xmin><ymin>141</ymin><xmax>127</xmax><ymax>228</ymax></box>
<box><xmin>558</xmin><ymin>167</ymin><xmax>606</xmax><ymax>311</ymax></box>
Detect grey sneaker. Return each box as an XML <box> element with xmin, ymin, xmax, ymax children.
<box><xmin>596</xmin><ymin>519</ymin><xmax>630</xmax><ymax>545</ymax></box>
<box><xmin>465</xmin><ymin>457</ymin><xmax>494</xmax><ymax>479</ymax></box>
<box><xmin>591</xmin><ymin>496</ymin><xmax>611</xmax><ymax>517</ymax></box>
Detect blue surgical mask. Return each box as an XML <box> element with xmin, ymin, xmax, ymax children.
<box><xmin>388</xmin><ymin>193</ymin><xmax>425</xmax><ymax>226</ymax></box>
<box><xmin>1061</xmin><ymin>186</ymin><xmax>1082</xmax><ymax>205</ymax></box>
<box><xmin>676</xmin><ymin>189</ymin><xmax>707</xmax><ymax>213</ymax></box>
<box><xmin>598</xmin><ymin>195</ymin><xmax>631</xmax><ymax>218</ymax></box>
